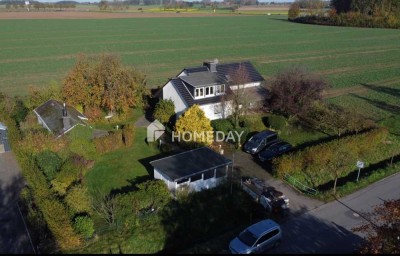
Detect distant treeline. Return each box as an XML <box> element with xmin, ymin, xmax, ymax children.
<box><xmin>289</xmin><ymin>0</ymin><xmax>400</xmax><ymax>29</ymax></box>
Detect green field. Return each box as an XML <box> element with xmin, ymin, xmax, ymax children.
<box><xmin>0</xmin><ymin>15</ymin><xmax>399</xmax><ymax>97</ymax></box>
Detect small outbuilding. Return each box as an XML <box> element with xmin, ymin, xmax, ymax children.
<box><xmin>150</xmin><ymin>147</ymin><xmax>232</xmax><ymax>192</ymax></box>
<box><xmin>33</xmin><ymin>100</ymin><xmax>88</xmax><ymax>138</ymax></box>
<box><xmin>0</xmin><ymin>122</ymin><xmax>11</xmax><ymax>153</ymax></box>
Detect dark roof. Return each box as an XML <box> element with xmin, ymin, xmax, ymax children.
<box><xmin>150</xmin><ymin>147</ymin><xmax>232</xmax><ymax>182</ymax></box>
<box><xmin>216</xmin><ymin>61</ymin><xmax>265</xmax><ymax>84</ymax></box>
<box><xmin>168</xmin><ymin>60</ymin><xmax>265</xmax><ymax>107</ymax></box>
<box><xmin>180</xmin><ymin>72</ymin><xmax>226</xmax><ymax>87</ymax></box>
<box><xmin>33</xmin><ymin>100</ymin><xmax>87</xmax><ymax>137</ymax></box>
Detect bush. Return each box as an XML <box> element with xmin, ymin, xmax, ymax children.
<box><xmin>74</xmin><ymin>216</ymin><xmax>95</xmax><ymax>239</ymax></box>
<box><xmin>68</xmin><ymin>126</ymin><xmax>97</xmax><ymax>160</ymax></box>
<box><xmin>94</xmin><ymin>130</ymin><xmax>124</xmax><ymax>154</ymax></box>
<box><xmin>65</xmin><ymin>185</ymin><xmax>92</xmax><ymax>214</ymax></box>
<box><xmin>122</xmin><ymin>123</ymin><xmax>135</xmax><ymax>147</ymax></box>
<box><xmin>267</xmin><ymin>114</ymin><xmax>287</xmax><ymax>131</ymax></box>
<box><xmin>51</xmin><ymin>159</ymin><xmax>81</xmax><ymax>196</ymax></box>
<box><xmin>211</xmin><ymin>119</ymin><xmax>234</xmax><ymax>136</ymax></box>
<box><xmin>240</xmin><ymin>115</ymin><xmax>266</xmax><ymax>132</ymax></box>
<box><xmin>36</xmin><ymin>150</ymin><xmax>63</xmax><ymax>181</ymax></box>
<box><xmin>153</xmin><ymin>99</ymin><xmax>175</xmax><ymax>125</ymax></box>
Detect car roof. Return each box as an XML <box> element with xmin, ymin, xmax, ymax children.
<box><xmin>269</xmin><ymin>141</ymin><xmax>291</xmax><ymax>148</ymax></box>
<box><xmin>247</xmin><ymin>219</ymin><xmax>280</xmax><ymax>237</ymax></box>
<box><xmin>252</xmin><ymin>130</ymin><xmax>277</xmax><ymax>139</ymax></box>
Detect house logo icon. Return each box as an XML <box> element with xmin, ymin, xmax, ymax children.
<box><xmin>147</xmin><ymin>120</ymin><xmax>165</xmax><ymax>142</ymax></box>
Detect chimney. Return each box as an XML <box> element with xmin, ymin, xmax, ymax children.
<box><xmin>62</xmin><ymin>102</ymin><xmax>71</xmax><ymax>131</ymax></box>
<box><xmin>203</xmin><ymin>58</ymin><xmax>219</xmax><ymax>72</ymax></box>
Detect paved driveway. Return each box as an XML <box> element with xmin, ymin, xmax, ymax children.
<box><xmin>0</xmin><ymin>152</ymin><xmax>34</xmax><ymax>254</ymax></box>
<box><xmin>228</xmin><ymin>150</ymin><xmax>324</xmax><ymax>216</ymax></box>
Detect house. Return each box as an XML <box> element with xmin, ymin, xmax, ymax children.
<box><xmin>33</xmin><ymin>100</ymin><xmax>88</xmax><ymax>138</ymax></box>
<box><xmin>162</xmin><ymin>59</ymin><xmax>267</xmax><ymax>120</ymax></box>
<box><xmin>0</xmin><ymin>122</ymin><xmax>11</xmax><ymax>153</ymax></box>
<box><xmin>150</xmin><ymin>147</ymin><xmax>232</xmax><ymax>192</ymax></box>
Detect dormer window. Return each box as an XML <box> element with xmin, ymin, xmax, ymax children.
<box><xmin>195</xmin><ymin>88</ymin><xmax>204</xmax><ymax>97</ymax></box>
<box><xmin>216</xmin><ymin>84</ymin><xmax>225</xmax><ymax>95</ymax></box>
<box><xmin>205</xmin><ymin>86</ymin><xmax>214</xmax><ymax>96</ymax></box>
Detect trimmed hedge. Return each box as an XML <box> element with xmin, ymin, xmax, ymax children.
<box><xmin>274</xmin><ymin>128</ymin><xmax>399</xmax><ymax>188</ymax></box>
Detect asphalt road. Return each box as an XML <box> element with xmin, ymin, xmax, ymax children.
<box><xmin>0</xmin><ymin>152</ymin><xmax>34</xmax><ymax>254</ymax></box>
<box><xmin>272</xmin><ymin>172</ymin><xmax>400</xmax><ymax>254</ymax></box>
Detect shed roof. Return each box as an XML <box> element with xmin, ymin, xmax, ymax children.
<box><xmin>150</xmin><ymin>147</ymin><xmax>232</xmax><ymax>182</ymax></box>
<box><xmin>33</xmin><ymin>99</ymin><xmax>87</xmax><ymax>137</ymax></box>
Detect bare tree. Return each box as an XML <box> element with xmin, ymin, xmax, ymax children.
<box><xmin>227</xmin><ymin>64</ymin><xmax>252</xmax><ymax>128</ymax></box>
<box><xmin>91</xmin><ymin>190</ymin><xmax>117</xmax><ymax>225</ymax></box>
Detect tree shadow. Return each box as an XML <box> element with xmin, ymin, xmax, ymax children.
<box><xmin>0</xmin><ymin>176</ymin><xmax>37</xmax><ymax>254</ymax></box>
<box><xmin>157</xmin><ymin>183</ymin><xmax>265</xmax><ymax>253</ymax></box>
<box><xmin>360</xmin><ymin>83</ymin><xmax>400</xmax><ymax>98</ymax></box>
<box><xmin>350</xmin><ymin>93</ymin><xmax>400</xmax><ymax>116</ymax></box>
<box><xmin>269</xmin><ymin>212</ymin><xmax>363</xmax><ymax>254</ymax></box>
<box><xmin>316</xmin><ymin>155</ymin><xmax>400</xmax><ymax>192</ymax></box>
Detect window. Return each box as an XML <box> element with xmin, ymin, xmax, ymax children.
<box><xmin>256</xmin><ymin>229</ymin><xmax>280</xmax><ymax>245</ymax></box>
<box><xmin>190</xmin><ymin>173</ymin><xmax>202</xmax><ymax>182</ymax></box>
<box><xmin>195</xmin><ymin>88</ymin><xmax>204</xmax><ymax>98</ymax></box>
<box><xmin>177</xmin><ymin>178</ymin><xmax>189</xmax><ymax>184</ymax></box>
<box><xmin>216</xmin><ymin>84</ymin><xmax>225</xmax><ymax>94</ymax></box>
<box><xmin>215</xmin><ymin>166</ymin><xmax>226</xmax><ymax>178</ymax></box>
<box><xmin>214</xmin><ymin>104</ymin><xmax>222</xmax><ymax>115</ymax></box>
<box><xmin>203</xmin><ymin>169</ymin><xmax>215</xmax><ymax>180</ymax></box>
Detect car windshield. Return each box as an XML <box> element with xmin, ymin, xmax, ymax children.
<box><xmin>249</xmin><ymin>137</ymin><xmax>262</xmax><ymax>144</ymax></box>
<box><xmin>238</xmin><ymin>230</ymin><xmax>258</xmax><ymax>246</ymax></box>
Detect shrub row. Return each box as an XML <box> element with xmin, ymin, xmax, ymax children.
<box><xmin>291</xmin><ymin>12</ymin><xmax>400</xmax><ymax>29</ymax></box>
<box><xmin>273</xmin><ymin>128</ymin><xmax>398</xmax><ymax>188</ymax></box>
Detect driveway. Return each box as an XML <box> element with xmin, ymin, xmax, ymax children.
<box><xmin>271</xmin><ymin>172</ymin><xmax>400</xmax><ymax>253</ymax></box>
<box><xmin>0</xmin><ymin>152</ymin><xmax>34</xmax><ymax>254</ymax></box>
<box><xmin>226</xmin><ymin>149</ymin><xmax>400</xmax><ymax>253</ymax></box>
<box><xmin>228</xmin><ymin>150</ymin><xmax>324</xmax><ymax>216</ymax></box>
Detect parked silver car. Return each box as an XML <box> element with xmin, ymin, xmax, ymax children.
<box><xmin>229</xmin><ymin>219</ymin><xmax>282</xmax><ymax>254</ymax></box>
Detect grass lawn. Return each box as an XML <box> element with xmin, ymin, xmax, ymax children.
<box><xmin>85</xmin><ymin>127</ymin><xmax>160</xmax><ymax>195</ymax></box>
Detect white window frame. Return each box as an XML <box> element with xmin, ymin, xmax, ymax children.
<box><xmin>216</xmin><ymin>84</ymin><xmax>225</xmax><ymax>95</ymax></box>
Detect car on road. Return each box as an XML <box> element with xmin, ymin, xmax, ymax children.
<box><xmin>258</xmin><ymin>141</ymin><xmax>292</xmax><ymax>162</ymax></box>
<box><xmin>243</xmin><ymin>130</ymin><xmax>278</xmax><ymax>155</ymax></box>
<box><xmin>229</xmin><ymin>219</ymin><xmax>282</xmax><ymax>254</ymax></box>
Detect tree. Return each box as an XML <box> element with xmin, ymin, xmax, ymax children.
<box><xmin>99</xmin><ymin>0</ymin><xmax>109</xmax><ymax>10</ymax></box>
<box><xmin>353</xmin><ymin>199</ymin><xmax>400</xmax><ymax>254</ymax></box>
<box><xmin>331</xmin><ymin>0</ymin><xmax>352</xmax><ymax>13</ymax></box>
<box><xmin>62</xmin><ymin>53</ymin><xmax>148</xmax><ymax>118</ymax></box>
<box><xmin>288</xmin><ymin>2</ymin><xmax>301</xmax><ymax>19</ymax></box>
<box><xmin>175</xmin><ymin>104</ymin><xmax>214</xmax><ymax>146</ymax></box>
<box><xmin>153</xmin><ymin>99</ymin><xmax>175</xmax><ymax>125</ymax></box>
<box><xmin>26</xmin><ymin>82</ymin><xmax>61</xmax><ymax>110</ymax></box>
<box><xmin>91</xmin><ymin>190</ymin><xmax>117</xmax><ymax>225</ymax></box>
<box><xmin>268</xmin><ymin>66</ymin><xmax>329</xmax><ymax>118</ymax></box>
<box><xmin>227</xmin><ymin>64</ymin><xmax>252</xmax><ymax>128</ymax></box>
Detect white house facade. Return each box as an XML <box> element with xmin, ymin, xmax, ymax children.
<box><xmin>161</xmin><ymin>59</ymin><xmax>267</xmax><ymax>120</ymax></box>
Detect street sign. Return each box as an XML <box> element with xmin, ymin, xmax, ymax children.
<box><xmin>356</xmin><ymin>160</ymin><xmax>364</xmax><ymax>169</ymax></box>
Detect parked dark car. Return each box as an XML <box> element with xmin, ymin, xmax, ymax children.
<box><xmin>258</xmin><ymin>141</ymin><xmax>292</xmax><ymax>162</ymax></box>
<box><xmin>243</xmin><ymin>130</ymin><xmax>278</xmax><ymax>154</ymax></box>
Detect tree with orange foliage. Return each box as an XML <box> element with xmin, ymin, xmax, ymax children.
<box><xmin>62</xmin><ymin>53</ymin><xmax>148</xmax><ymax>118</ymax></box>
<box><xmin>353</xmin><ymin>199</ymin><xmax>400</xmax><ymax>254</ymax></box>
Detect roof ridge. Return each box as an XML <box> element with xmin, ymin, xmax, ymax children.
<box><xmin>150</xmin><ymin>146</ymin><xmax>208</xmax><ymax>164</ymax></box>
